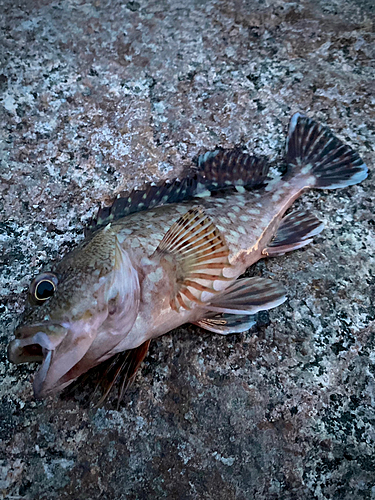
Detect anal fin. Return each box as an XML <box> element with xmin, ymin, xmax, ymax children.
<box><xmin>264</xmin><ymin>210</ymin><xmax>324</xmax><ymax>257</ymax></box>
<box><xmin>203</xmin><ymin>277</ymin><xmax>286</xmax><ymax>315</ymax></box>
<box><xmin>193</xmin><ymin>313</ymin><xmax>257</xmax><ymax>335</ymax></box>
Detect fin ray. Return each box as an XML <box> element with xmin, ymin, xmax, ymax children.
<box><xmin>86</xmin><ymin>152</ymin><xmax>269</xmax><ymax>236</ymax></box>
<box><xmin>204</xmin><ymin>277</ymin><xmax>286</xmax><ymax>315</ymax></box>
<box><xmin>193</xmin><ymin>313</ymin><xmax>258</xmax><ymax>335</ymax></box>
<box><xmin>62</xmin><ymin>341</ymin><xmax>150</xmax><ymax>407</ymax></box>
<box><xmin>95</xmin><ymin>340</ymin><xmax>150</xmax><ymax>408</ymax></box>
<box><xmin>155</xmin><ymin>208</ymin><xmax>232</xmax><ymax>310</ymax></box>
<box><xmin>264</xmin><ymin>210</ymin><xmax>324</xmax><ymax>257</ymax></box>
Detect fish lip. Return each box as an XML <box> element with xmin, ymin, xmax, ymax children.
<box><xmin>33</xmin><ymin>349</ymin><xmax>54</xmax><ymax>399</ymax></box>
<box><xmin>10</xmin><ymin>320</ymin><xmax>100</xmax><ymax>398</ymax></box>
<box><xmin>13</xmin><ymin>323</ymin><xmax>64</xmax><ymax>341</ymax></box>
<box><xmin>9</xmin><ymin>323</ymin><xmax>67</xmax><ymax>360</ymax></box>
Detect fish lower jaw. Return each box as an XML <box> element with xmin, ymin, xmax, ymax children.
<box><xmin>33</xmin><ymin>350</ymin><xmax>53</xmax><ymax>398</ymax></box>
<box><xmin>32</xmin><ymin>351</ymin><xmax>77</xmax><ymax>399</ymax></box>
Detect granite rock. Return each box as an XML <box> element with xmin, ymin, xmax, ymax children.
<box><xmin>0</xmin><ymin>0</ymin><xmax>374</xmax><ymax>498</ymax></box>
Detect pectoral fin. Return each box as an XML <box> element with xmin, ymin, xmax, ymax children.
<box><xmin>264</xmin><ymin>210</ymin><xmax>324</xmax><ymax>257</ymax></box>
<box><xmin>193</xmin><ymin>313</ymin><xmax>257</xmax><ymax>335</ymax></box>
<box><xmin>203</xmin><ymin>277</ymin><xmax>286</xmax><ymax>315</ymax></box>
<box><xmin>155</xmin><ymin>208</ymin><xmax>232</xmax><ymax>311</ymax></box>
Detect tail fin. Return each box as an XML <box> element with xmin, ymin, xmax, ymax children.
<box><xmin>286</xmin><ymin>113</ymin><xmax>368</xmax><ymax>189</ymax></box>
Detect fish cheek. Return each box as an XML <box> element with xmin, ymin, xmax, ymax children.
<box><xmin>36</xmin><ymin>305</ymin><xmax>110</xmax><ymax>396</ymax></box>
<box><xmin>61</xmin><ymin>274</ymin><xmax>105</xmax><ymax>322</ymax></box>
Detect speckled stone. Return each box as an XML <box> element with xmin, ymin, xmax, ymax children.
<box><xmin>1</xmin><ymin>0</ymin><xmax>374</xmax><ymax>499</ymax></box>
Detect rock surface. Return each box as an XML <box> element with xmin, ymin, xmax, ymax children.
<box><xmin>0</xmin><ymin>0</ymin><xmax>374</xmax><ymax>498</ymax></box>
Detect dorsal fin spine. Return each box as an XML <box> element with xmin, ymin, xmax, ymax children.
<box><xmin>85</xmin><ymin>152</ymin><xmax>269</xmax><ymax>236</ymax></box>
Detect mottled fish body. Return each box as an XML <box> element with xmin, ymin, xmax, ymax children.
<box><xmin>8</xmin><ymin>114</ymin><xmax>368</xmax><ymax>403</ymax></box>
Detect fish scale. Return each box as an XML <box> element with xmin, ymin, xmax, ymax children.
<box><xmin>112</xmin><ymin>189</ymin><xmax>271</xmax><ymax>265</ymax></box>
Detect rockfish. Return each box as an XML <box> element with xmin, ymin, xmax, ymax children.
<box><xmin>7</xmin><ymin>114</ymin><xmax>367</xmax><ymax>404</ymax></box>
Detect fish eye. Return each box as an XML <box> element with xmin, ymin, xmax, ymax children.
<box><xmin>35</xmin><ymin>280</ymin><xmax>55</xmax><ymax>300</ymax></box>
<box><xmin>30</xmin><ymin>273</ymin><xmax>58</xmax><ymax>303</ymax></box>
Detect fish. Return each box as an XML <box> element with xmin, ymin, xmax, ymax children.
<box><xmin>7</xmin><ymin>113</ymin><xmax>368</xmax><ymax>405</ymax></box>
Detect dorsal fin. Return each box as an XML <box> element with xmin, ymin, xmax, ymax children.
<box><xmin>85</xmin><ymin>150</ymin><xmax>269</xmax><ymax>236</ymax></box>
<box><xmin>154</xmin><ymin>208</ymin><xmax>233</xmax><ymax>312</ymax></box>
<box><xmin>197</xmin><ymin>149</ymin><xmax>269</xmax><ymax>190</ymax></box>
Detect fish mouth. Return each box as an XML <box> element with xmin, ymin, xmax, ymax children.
<box><xmin>8</xmin><ymin>325</ymin><xmax>60</xmax><ymax>363</ymax></box>
<box><xmin>8</xmin><ymin>323</ymin><xmax>68</xmax><ymax>398</ymax></box>
<box><xmin>9</xmin><ymin>321</ymin><xmax>99</xmax><ymax>398</ymax></box>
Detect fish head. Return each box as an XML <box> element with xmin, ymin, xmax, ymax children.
<box><xmin>8</xmin><ymin>225</ymin><xmax>140</xmax><ymax>397</ymax></box>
